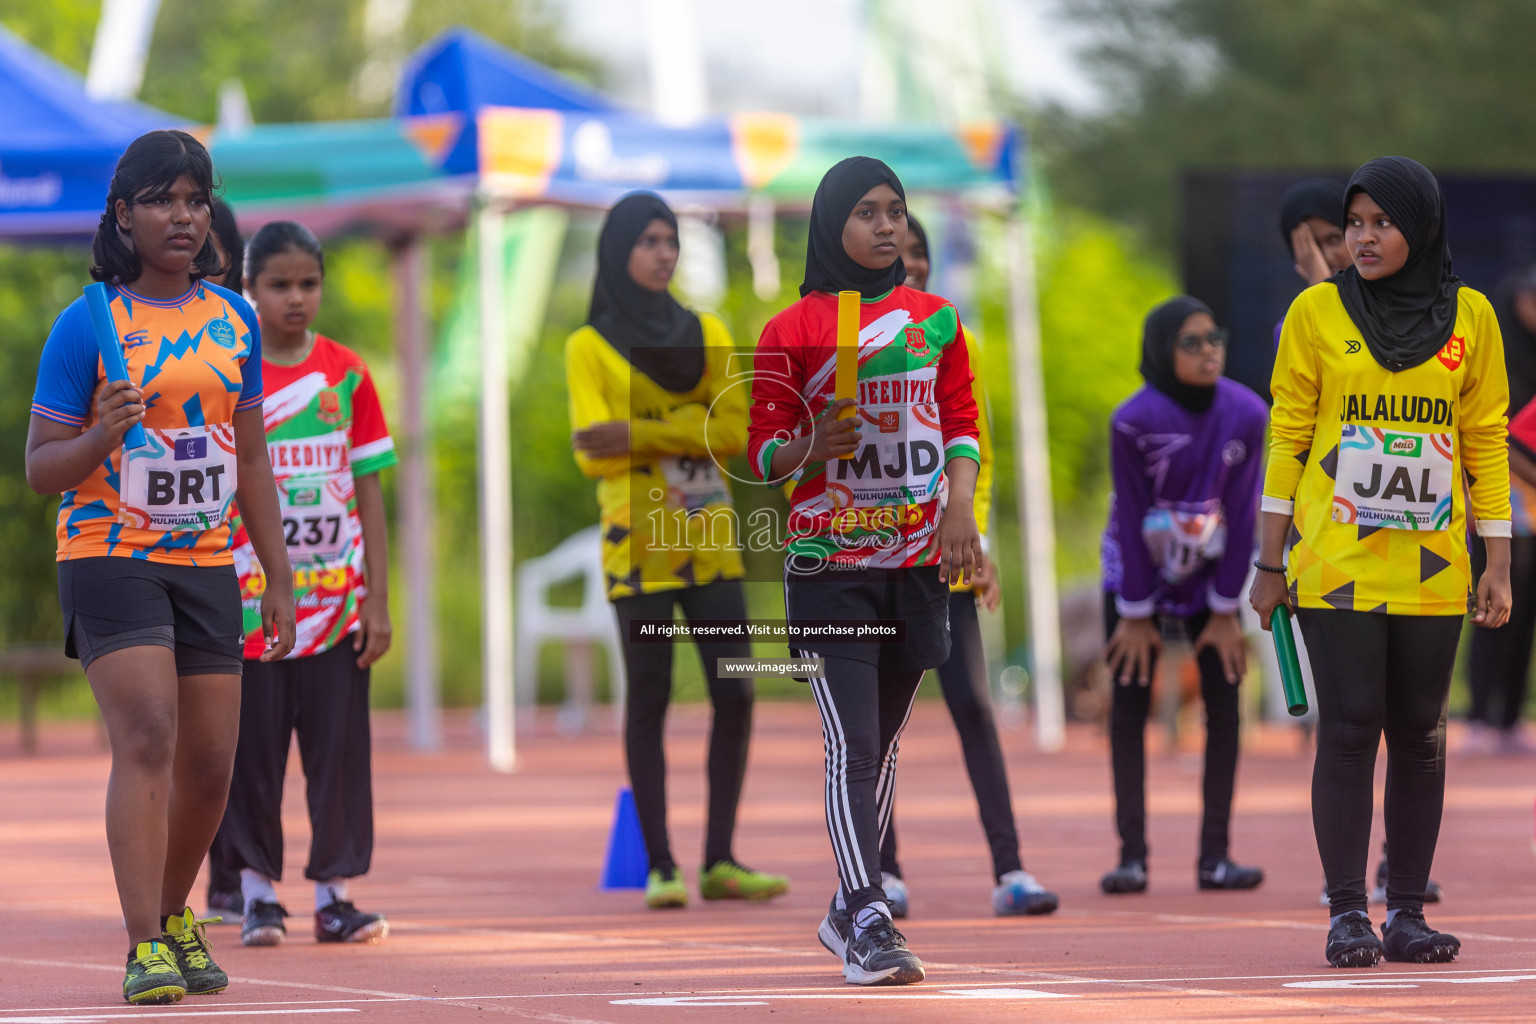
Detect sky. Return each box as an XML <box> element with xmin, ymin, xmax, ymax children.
<box><xmin>551</xmin><ymin>0</ymin><xmax>1101</xmax><ymax>117</ymax></box>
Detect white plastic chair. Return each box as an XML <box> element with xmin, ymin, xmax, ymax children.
<box><xmin>514</xmin><ymin>524</ymin><xmax>626</xmax><ymax>734</ymax></box>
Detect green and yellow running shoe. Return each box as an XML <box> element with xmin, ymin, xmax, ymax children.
<box><xmin>699</xmin><ymin>860</ymin><xmax>790</xmax><ymax>902</ymax></box>
<box><xmin>163</xmin><ymin>907</ymin><xmax>228</xmax><ymax>995</ymax></box>
<box><xmin>644</xmin><ymin>867</ymin><xmax>689</xmax><ymax>909</ymax></box>
<box><xmin>123</xmin><ymin>939</ymin><xmax>186</xmax><ymax>1005</ymax></box>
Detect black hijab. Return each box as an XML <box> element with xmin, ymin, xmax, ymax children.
<box><xmin>588</xmin><ymin>191</ymin><xmax>704</xmax><ymax>393</ymax></box>
<box><xmin>1278</xmin><ymin>178</ymin><xmax>1345</xmax><ymax>256</ymax></box>
<box><xmin>800</xmin><ymin>156</ymin><xmax>907</xmax><ymax>299</ymax></box>
<box><xmin>1494</xmin><ymin>264</ymin><xmax>1536</xmax><ymax>413</ymax></box>
<box><xmin>1336</xmin><ymin>157</ymin><xmax>1461</xmax><ymax>372</ymax></box>
<box><xmin>1141</xmin><ymin>295</ymin><xmax>1218</xmax><ymax>414</ymax></box>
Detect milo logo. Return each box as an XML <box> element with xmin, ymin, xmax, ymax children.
<box><xmin>1385</xmin><ymin>433</ymin><xmax>1422</xmax><ymax>457</ymax></box>
<box><xmin>288</xmin><ymin>485</ymin><xmax>322</xmax><ymax>506</ymax></box>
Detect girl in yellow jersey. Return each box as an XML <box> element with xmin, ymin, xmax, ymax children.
<box><xmin>875</xmin><ymin>215</ymin><xmax>1058</xmax><ymax>919</ymax></box>
<box><xmin>1251</xmin><ymin>157</ymin><xmax>1511</xmax><ymax>969</ymax></box>
<box><xmin>566</xmin><ymin>191</ymin><xmax>787</xmax><ymax>909</ymax></box>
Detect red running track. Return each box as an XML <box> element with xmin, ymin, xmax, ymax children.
<box><xmin>1</xmin><ymin>700</ymin><xmax>1533</xmax><ymax>1022</ymax></box>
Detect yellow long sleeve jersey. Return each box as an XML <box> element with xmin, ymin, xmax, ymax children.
<box><xmin>951</xmin><ymin>328</ymin><xmax>994</xmax><ymax>593</ymax></box>
<box><xmin>1264</xmin><ymin>282</ymin><xmax>1511</xmax><ymax>616</ymax></box>
<box><xmin>565</xmin><ymin>314</ymin><xmax>746</xmax><ymax>600</ymax></box>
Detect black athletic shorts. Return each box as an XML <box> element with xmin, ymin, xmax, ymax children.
<box><xmin>58</xmin><ymin>557</ymin><xmax>244</xmax><ymax>676</ymax></box>
<box><xmin>783</xmin><ymin>561</ymin><xmax>951</xmax><ymax>670</ymax></box>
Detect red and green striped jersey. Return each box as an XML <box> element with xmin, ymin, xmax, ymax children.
<box><xmin>748</xmin><ymin>286</ymin><xmax>979</xmax><ymax>569</ymax></box>
<box><xmin>231</xmin><ymin>336</ymin><xmax>395</xmax><ymax>660</ymax></box>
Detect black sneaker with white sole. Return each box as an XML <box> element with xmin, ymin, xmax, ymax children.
<box><xmin>241</xmin><ymin>900</ymin><xmax>288</xmax><ymax>947</ymax></box>
<box><xmin>817</xmin><ymin>897</ymin><xmax>852</xmax><ymax>960</ymax></box>
<box><xmin>1381</xmin><ymin>909</ymin><xmax>1459</xmax><ymax>963</ymax></box>
<box><xmin>315</xmin><ymin>899</ymin><xmax>389</xmax><ymax>944</ymax></box>
<box><xmin>1326</xmin><ymin>911</ymin><xmax>1383</xmax><ymax>968</ymax></box>
<box><xmin>842</xmin><ymin>918</ymin><xmax>924</xmax><ymax>986</ymax></box>
<box><xmin>1100</xmin><ymin>860</ymin><xmax>1147</xmax><ymax>894</ymax></box>
<box><xmin>1198</xmin><ymin>858</ymin><xmax>1264</xmax><ymax>890</ymax></box>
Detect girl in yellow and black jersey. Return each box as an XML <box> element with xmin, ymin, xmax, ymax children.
<box><xmin>565</xmin><ymin>192</ymin><xmax>787</xmax><ymax>910</ymax></box>
<box><xmin>1251</xmin><ymin>157</ymin><xmax>1511</xmax><ymax>970</ymax></box>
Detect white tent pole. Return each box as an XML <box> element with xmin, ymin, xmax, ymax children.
<box><xmin>86</xmin><ymin>0</ymin><xmax>163</xmax><ymax>100</ymax></box>
<box><xmin>392</xmin><ymin>236</ymin><xmax>440</xmax><ymax>752</ymax></box>
<box><xmin>1004</xmin><ymin>207</ymin><xmax>1065</xmax><ymax>752</ymax></box>
<box><xmin>477</xmin><ymin>201</ymin><xmax>516</xmax><ymax>772</ymax></box>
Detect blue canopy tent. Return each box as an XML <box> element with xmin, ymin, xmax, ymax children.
<box><xmin>0</xmin><ymin>25</ymin><xmax>181</xmax><ymax>239</ymax></box>
<box><xmin>395</xmin><ymin>27</ymin><xmax>615</xmax><ymax>177</ymax></box>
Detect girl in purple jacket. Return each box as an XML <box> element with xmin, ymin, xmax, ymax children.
<box><xmin>1100</xmin><ymin>296</ymin><xmax>1269</xmax><ymax>894</ymax></box>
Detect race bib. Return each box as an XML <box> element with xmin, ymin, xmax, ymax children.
<box><xmin>270</xmin><ymin>433</ymin><xmax>357</xmax><ymax>562</ymax></box>
<box><xmin>660</xmin><ymin>455</ymin><xmax>730</xmax><ymax>511</ymax></box>
<box><xmin>118</xmin><ymin>424</ymin><xmax>238</xmax><ymax>532</ymax></box>
<box><xmin>1333</xmin><ymin>424</ymin><xmax>1453</xmax><ymax>530</ymax></box>
<box><xmin>825</xmin><ymin>367</ymin><xmax>945</xmax><ymax>509</ymax></box>
<box><xmin>1142</xmin><ymin>506</ymin><xmax>1226</xmax><ymax>585</ymax></box>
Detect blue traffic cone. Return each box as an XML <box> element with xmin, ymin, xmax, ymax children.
<box><xmin>599</xmin><ymin>787</ymin><xmax>650</xmax><ymax>889</ymax></box>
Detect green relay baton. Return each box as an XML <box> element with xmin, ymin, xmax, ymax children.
<box><xmin>1270</xmin><ymin>605</ymin><xmax>1309</xmax><ymax>717</ymax></box>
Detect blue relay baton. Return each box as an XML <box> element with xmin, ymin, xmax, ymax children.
<box><xmin>83</xmin><ymin>282</ymin><xmax>146</xmax><ymax>451</ymax></box>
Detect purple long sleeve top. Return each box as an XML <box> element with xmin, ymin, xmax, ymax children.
<box><xmin>1101</xmin><ymin>378</ymin><xmax>1269</xmax><ymax>618</ymax></box>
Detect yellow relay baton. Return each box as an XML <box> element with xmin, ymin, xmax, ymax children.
<box><xmin>835</xmin><ymin>289</ymin><xmax>859</xmax><ymax>458</ymax></box>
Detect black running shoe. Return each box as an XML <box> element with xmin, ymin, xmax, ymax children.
<box><xmin>241</xmin><ymin>900</ymin><xmax>288</xmax><ymax>948</ymax></box>
<box><xmin>1372</xmin><ymin>859</ymin><xmax>1443</xmax><ymax>904</ymax></box>
<box><xmin>817</xmin><ymin>897</ymin><xmax>853</xmax><ymax>960</ymax></box>
<box><xmin>1326</xmin><ymin>911</ymin><xmax>1384</xmax><ymax>968</ymax></box>
<box><xmin>842</xmin><ymin>917</ymin><xmax>924</xmax><ymax>986</ymax></box>
<box><xmin>1382</xmin><ymin>909</ymin><xmax>1459</xmax><ymax>963</ymax></box>
<box><xmin>1100</xmin><ymin>860</ymin><xmax>1147</xmax><ymax>894</ymax></box>
<box><xmin>1198</xmin><ymin>858</ymin><xmax>1264</xmax><ymax>891</ymax></box>
<box><xmin>315</xmin><ymin>899</ymin><xmax>389</xmax><ymax>944</ymax></box>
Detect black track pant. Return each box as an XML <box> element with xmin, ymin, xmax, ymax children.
<box><xmin>881</xmin><ymin>591</ymin><xmax>1022</xmax><ymax>883</ymax></box>
<box><xmin>1105</xmin><ymin>595</ymin><xmax>1240</xmax><ymax>868</ymax></box>
<box><xmin>209</xmin><ymin>641</ymin><xmax>373</xmax><ymax>883</ymax></box>
<box><xmin>805</xmin><ymin>653</ymin><xmax>925</xmax><ymax>918</ymax></box>
<box><xmin>612</xmin><ymin>580</ymin><xmax>753</xmax><ymax>876</ymax></box>
<box><xmin>1468</xmin><ymin>534</ymin><xmax>1536</xmax><ymax>729</ymax></box>
<box><xmin>1298</xmin><ymin>609</ymin><xmax>1462</xmax><ymax>917</ymax></box>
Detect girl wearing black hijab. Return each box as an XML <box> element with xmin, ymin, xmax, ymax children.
<box><xmin>747</xmin><ymin>157</ymin><xmax>982</xmax><ymax>986</ymax></box>
<box><xmin>1464</xmin><ymin>264</ymin><xmax>1536</xmax><ymax>755</ymax></box>
<box><xmin>1280</xmin><ymin>178</ymin><xmax>1353</xmax><ymax>289</ymax></box>
<box><xmin>875</xmin><ymin>216</ymin><xmax>1060</xmax><ymax>920</ymax></box>
<box><xmin>565</xmin><ymin>191</ymin><xmax>788</xmax><ymax>910</ymax></box>
<box><xmin>1099</xmin><ymin>297</ymin><xmax>1269</xmax><ymax>896</ymax></box>
<box><xmin>1252</xmin><ymin>157</ymin><xmax>1512</xmax><ymax>968</ymax></box>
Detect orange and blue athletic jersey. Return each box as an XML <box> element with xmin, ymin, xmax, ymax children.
<box><xmin>30</xmin><ymin>281</ymin><xmax>263</xmax><ymax>565</ymax></box>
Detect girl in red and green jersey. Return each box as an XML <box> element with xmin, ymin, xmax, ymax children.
<box><xmin>210</xmin><ymin>222</ymin><xmax>395</xmax><ymax>950</ymax></box>
<box><xmin>748</xmin><ymin>157</ymin><xmax>981</xmax><ymax>986</ymax></box>
<box><xmin>27</xmin><ymin>130</ymin><xmax>296</xmax><ymax>1004</ymax></box>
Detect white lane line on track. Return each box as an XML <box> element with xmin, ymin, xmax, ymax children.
<box><xmin>0</xmin><ymin>1011</ymin><xmax>357</xmax><ymax>1023</ymax></box>
<box><xmin>613</xmin><ymin>988</ymin><xmax>1070</xmax><ymax>1006</ymax></box>
<box><xmin>0</xmin><ymin>957</ymin><xmax>418</xmax><ymax>1000</ymax></box>
<box><xmin>17</xmin><ymin>968</ymin><xmax>1533</xmax><ymax>1013</ymax></box>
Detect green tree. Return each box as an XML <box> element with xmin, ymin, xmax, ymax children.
<box><xmin>1044</xmin><ymin>0</ymin><xmax>1536</xmax><ymax>252</ymax></box>
<box><xmin>138</xmin><ymin>0</ymin><xmax>592</xmax><ymax>124</ymax></box>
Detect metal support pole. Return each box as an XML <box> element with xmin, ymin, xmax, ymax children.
<box><xmin>392</xmin><ymin>236</ymin><xmax>440</xmax><ymax>752</ymax></box>
<box><xmin>1004</xmin><ymin>209</ymin><xmax>1065</xmax><ymax>752</ymax></box>
<box><xmin>477</xmin><ymin>202</ymin><xmax>516</xmax><ymax>772</ymax></box>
